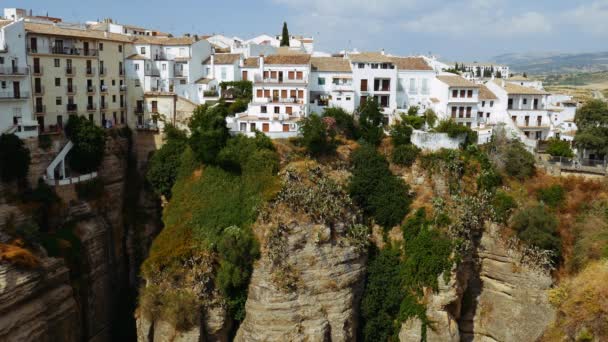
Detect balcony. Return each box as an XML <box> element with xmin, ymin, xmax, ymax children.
<box><xmin>86</xmin><ymin>103</ymin><xmax>97</xmax><ymax>111</ymax></box>
<box><xmin>153</xmin><ymin>52</ymin><xmax>167</xmax><ymax>61</ymax></box>
<box><xmin>254</xmin><ymin>75</ymin><xmax>307</xmax><ymax>85</ymax></box>
<box><xmin>174</xmin><ymin>69</ymin><xmax>185</xmax><ymax>77</ymax></box>
<box><xmin>66</xmin><ymin>85</ymin><xmax>77</xmax><ymax>95</ymax></box>
<box><xmin>100</xmin><ymin>85</ymin><xmax>108</xmax><ymax>94</ymax></box>
<box><xmin>0</xmin><ymin>66</ymin><xmax>29</xmax><ymax>75</ymax></box>
<box><xmin>119</xmin><ymin>84</ymin><xmax>127</xmax><ymax>92</ymax></box>
<box><xmin>144</xmin><ymin>69</ymin><xmax>160</xmax><ymax>77</ymax></box>
<box><xmin>119</xmin><ymin>67</ymin><xmax>125</xmax><ymax>77</ymax></box>
<box><xmin>135</xmin><ymin>107</ymin><xmax>144</xmax><ymax>114</ymax></box>
<box><xmin>86</xmin><ymin>67</ymin><xmax>96</xmax><ymax>76</ymax></box>
<box><xmin>32</xmin><ymin>66</ymin><xmax>43</xmax><ymax>76</ymax></box>
<box><xmin>203</xmin><ymin>90</ymin><xmax>219</xmax><ymax>98</ymax></box>
<box><xmin>34</xmin><ymin>105</ymin><xmax>46</xmax><ymax>115</ymax></box>
<box><xmin>100</xmin><ymin>101</ymin><xmax>108</xmax><ymax>110</ymax></box>
<box><xmin>99</xmin><ymin>67</ymin><xmax>107</xmax><ymax>76</ymax></box>
<box><xmin>332</xmin><ymin>83</ymin><xmax>352</xmax><ymax>92</ymax></box>
<box><xmin>264</xmin><ymin>97</ymin><xmax>302</xmax><ymax>104</ymax></box>
<box><xmin>66</xmin><ymin>104</ymin><xmax>78</xmax><ymax>113</ymax></box>
<box><xmin>87</xmin><ymin>85</ymin><xmax>96</xmax><ymax>94</ymax></box>
<box><xmin>34</xmin><ymin>86</ymin><xmax>44</xmax><ymax>96</ymax></box>
<box><xmin>0</xmin><ymin>91</ymin><xmax>30</xmax><ymax>100</ymax></box>
<box><xmin>65</xmin><ymin>67</ymin><xmax>76</xmax><ymax>76</ymax></box>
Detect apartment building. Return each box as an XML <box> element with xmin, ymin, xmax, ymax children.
<box><xmin>477</xmin><ymin>84</ymin><xmax>499</xmax><ymax>126</ymax></box>
<box><xmin>25</xmin><ymin>21</ymin><xmax>131</xmax><ymax>132</ymax></box>
<box><xmin>506</xmin><ymin>75</ymin><xmax>544</xmax><ymax>91</ymax></box>
<box><xmin>458</xmin><ymin>62</ymin><xmax>509</xmax><ymax>79</ymax></box>
<box><xmin>433</xmin><ymin>75</ymin><xmax>481</xmax><ymax>128</ymax></box>
<box><xmin>0</xmin><ymin>19</ymin><xmax>37</xmax><ymax>138</ymax></box>
<box><xmin>486</xmin><ymin>79</ymin><xmax>551</xmax><ymax>140</ymax></box>
<box><xmin>348</xmin><ymin>52</ymin><xmax>397</xmax><ymax>116</ymax></box>
<box><xmin>309</xmin><ymin>57</ymin><xmax>354</xmax><ymax>114</ymax></box>
<box><xmin>228</xmin><ymin>54</ymin><xmax>311</xmax><ymax>137</ymax></box>
<box><xmin>391</xmin><ymin>57</ymin><xmax>435</xmax><ymax>113</ymax></box>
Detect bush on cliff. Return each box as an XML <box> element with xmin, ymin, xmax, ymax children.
<box><xmin>512</xmin><ymin>205</ymin><xmax>561</xmax><ymax>261</ymax></box>
<box><xmin>65</xmin><ymin>116</ymin><xmax>106</xmax><ymax>174</ymax></box>
<box><xmin>0</xmin><ymin>133</ymin><xmax>30</xmax><ymax>183</ymax></box>
<box><xmin>146</xmin><ymin>124</ymin><xmax>188</xmax><ymax>199</ymax></box>
<box><xmin>188</xmin><ymin>104</ymin><xmax>230</xmax><ymax>164</ymax></box>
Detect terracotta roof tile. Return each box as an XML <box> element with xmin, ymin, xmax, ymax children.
<box><xmin>310</xmin><ymin>57</ymin><xmax>351</xmax><ymax>72</ymax></box>
<box><xmin>264</xmin><ymin>54</ymin><xmax>311</xmax><ymax>65</ymax></box>
<box><xmin>243</xmin><ymin>57</ymin><xmax>259</xmax><ymax>68</ymax></box>
<box><xmin>126</xmin><ymin>54</ymin><xmax>147</xmax><ymax>60</ymax></box>
<box><xmin>0</xmin><ymin>20</ymin><xmax>12</xmax><ymax>29</ymax></box>
<box><xmin>479</xmin><ymin>85</ymin><xmax>498</xmax><ymax>100</ymax></box>
<box><xmin>493</xmin><ymin>80</ymin><xmax>549</xmax><ymax>95</ymax></box>
<box><xmin>390</xmin><ymin>57</ymin><xmax>433</xmax><ymax>71</ymax></box>
<box><xmin>25</xmin><ymin>22</ymin><xmax>132</xmax><ymax>42</ymax></box>
<box><xmin>348</xmin><ymin>52</ymin><xmax>394</xmax><ymax>63</ymax></box>
<box><xmin>437</xmin><ymin>75</ymin><xmax>479</xmax><ymax>88</ymax></box>
<box><xmin>133</xmin><ymin>35</ymin><xmax>195</xmax><ymax>46</ymax></box>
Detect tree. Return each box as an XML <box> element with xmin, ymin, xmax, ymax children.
<box><xmin>392</xmin><ymin>145</ymin><xmax>420</xmax><ymax>167</ymax></box>
<box><xmin>574</xmin><ymin>100</ymin><xmax>608</xmax><ymax>157</ymax></box>
<box><xmin>389</xmin><ymin>119</ymin><xmax>413</xmax><ymax>147</ymax></box>
<box><xmin>146</xmin><ymin>124</ymin><xmax>188</xmax><ymax>198</ymax></box>
<box><xmin>512</xmin><ymin>205</ymin><xmax>561</xmax><ymax>261</ymax></box>
<box><xmin>280</xmin><ymin>22</ymin><xmax>290</xmax><ymax>47</ymax></box>
<box><xmin>476</xmin><ymin>66</ymin><xmax>481</xmax><ymax>78</ymax></box>
<box><xmin>358</xmin><ymin>98</ymin><xmax>385</xmax><ymax>146</ymax></box>
<box><xmin>0</xmin><ymin>133</ymin><xmax>30</xmax><ymax>183</ymax></box>
<box><xmin>299</xmin><ymin>115</ymin><xmax>336</xmax><ymax>156</ymax></box>
<box><xmin>496</xmin><ymin>70</ymin><xmax>503</xmax><ymax>78</ymax></box>
<box><xmin>65</xmin><ymin>116</ymin><xmax>106</xmax><ymax>174</ymax></box>
<box><xmin>424</xmin><ymin>109</ymin><xmax>438</xmax><ymax>128</ymax></box>
<box><xmin>189</xmin><ymin>105</ymin><xmax>230</xmax><ymax>164</ymax></box>
<box><xmin>523</xmin><ymin>72</ymin><xmax>528</xmax><ymax>78</ymax></box>
<box><xmin>546</xmin><ymin>138</ymin><xmax>574</xmax><ymax>158</ymax></box>
<box><xmin>322</xmin><ymin>107</ymin><xmax>358</xmax><ymax>139</ymax></box>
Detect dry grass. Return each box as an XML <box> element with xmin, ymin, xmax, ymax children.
<box><xmin>0</xmin><ymin>239</ymin><xmax>40</xmax><ymax>268</ymax></box>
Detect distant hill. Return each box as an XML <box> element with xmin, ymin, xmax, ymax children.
<box><xmin>492</xmin><ymin>52</ymin><xmax>608</xmax><ymax>75</ymax></box>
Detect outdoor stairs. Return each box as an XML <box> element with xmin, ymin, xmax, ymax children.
<box><xmin>45</xmin><ymin>140</ymin><xmax>74</xmax><ymax>181</ymax></box>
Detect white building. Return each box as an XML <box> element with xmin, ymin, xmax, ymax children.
<box><xmin>547</xmin><ymin>94</ymin><xmax>578</xmax><ymax>140</ymax></box>
<box><xmin>391</xmin><ymin>57</ymin><xmax>435</xmax><ymax>113</ymax></box>
<box><xmin>432</xmin><ymin>74</ymin><xmax>481</xmax><ymax>128</ymax></box>
<box><xmin>486</xmin><ymin>79</ymin><xmax>551</xmax><ymax>141</ymax></box>
<box><xmin>0</xmin><ymin>19</ymin><xmax>37</xmax><ymax>138</ymax></box>
<box><xmin>506</xmin><ymin>75</ymin><xmax>543</xmax><ymax>90</ymax></box>
<box><xmin>309</xmin><ymin>57</ymin><xmax>354</xmax><ymax>114</ymax></box>
<box><xmin>477</xmin><ymin>84</ymin><xmax>499</xmax><ymax>126</ymax></box>
<box><xmin>458</xmin><ymin>62</ymin><xmax>509</xmax><ymax>79</ymax></box>
<box><xmin>347</xmin><ymin>52</ymin><xmax>397</xmax><ymax>118</ymax></box>
<box><xmin>228</xmin><ymin>54</ymin><xmax>311</xmax><ymax>138</ymax></box>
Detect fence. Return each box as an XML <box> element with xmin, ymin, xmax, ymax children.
<box><xmin>546</xmin><ymin>156</ymin><xmax>607</xmax><ymax>175</ymax></box>
<box><xmin>44</xmin><ymin>172</ymin><xmax>99</xmax><ymax>186</ymax></box>
<box><xmin>411</xmin><ymin>130</ymin><xmax>464</xmax><ymax>151</ymax></box>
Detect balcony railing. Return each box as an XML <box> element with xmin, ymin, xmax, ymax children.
<box><xmin>0</xmin><ymin>66</ymin><xmax>29</xmax><ymax>75</ymax></box>
<box><xmin>34</xmin><ymin>105</ymin><xmax>46</xmax><ymax>115</ymax></box>
<box><xmin>100</xmin><ymin>101</ymin><xmax>108</xmax><ymax>110</ymax></box>
<box><xmin>66</xmin><ymin>104</ymin><xmax>78</xmax><ymax>113</ymax></box>
<box><xmin>119</xmin><ymin>84</ymin><xmax>127</xmax><ymax>92</ymax></box>
<box><xmin>100</xmin><ymin>85</ymin><xmax>108</xmax><ymax>93</ymax></box>
<box><xmin>86</xmin><ymin>67</ymin><xmax>95</xmax><ymax>76</ymax></box>
<box><xmin>66</xmin><ymin>67</ymin><xmax>76</xmax><ymax>76</ymax></box>
<box><xmin>36</xmin><ymin>46</ymin><xmax>100</xmax><ymax>56</ymax></box>
<box><xmin>33</xmin><ymin>66</ymin><xmax>43</xmax><ymax>75</ymax></box>
<box><xmin>87</xmin><ymin>85</ymin><xmax>96</xmax><ymax>94</ymax></box>
<box><xmin>86</xmin><ymin>103</ymin><xmax>96</xmax><ymax>111</ymax></box>
<box><xmin>255</xmin><ymin>75</ymin><xmax>307</xmax><ymax>84</ymax></box>
<box><xmin>174</xmin><ymin>69</ymin><xmax>185</xmax><ymax>77</ymax></box>
<box><xmin>99</xmin><ymin>67</ymin><xmax>107</xmax><ymax>76</ymax></box>
<box><xmin>66</xmin><ymin>85</ymin><xmax>77</xmax><ymax>95</ymax></box>
<box><xmin>144</xmin><ymin>69</ymin><xmax>160</xmax><ymax>77</ymax></box>
<box><xmin>135</xmin><ymin>107</ymin><xmax>144</xmax><ymax>114</ymax></box>
<box><xmin>34</xmin><ymin>86</ymin><xmax>44</xmax><ymax>95</ymax></box>
<box><xmin>203</xmin><ymin>90</ymin><xmax>219</xmax><ymax>97</ymax></box>
<box><xmin>153</xmin><ymin>53</ymin><xmax>167</xmax><ymax>61</ymax></box>
<box><xmin>0</xmin><ymin>91</ymin><xmax>30</xmax><ymax>100</ymax></box>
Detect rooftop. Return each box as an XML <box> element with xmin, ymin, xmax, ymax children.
<box><xmin>264</xmin><ymin>54</ymin><xmax>311</xmax><ymax>65</ymax></box>
<box><xmin>390</xmin><ymin>57</ymin><xmax>433</xmax><ymax>71</ymax></box>
<box><xmin>436</xmin><ymin>75</ymin><xmax>479</xmax><ymax>88</ymax></box>
<box><xmin>133</xmin><ymin>35</ymin><xmax>196</xmax><ymax>46</ymax></box>
<box><xmin>126</xmin><ymin>54</ymin><xmax>147</xmax><ymax>60</ymax></box>
<box><xmin>25</xmin><ymin>22</ymin><xmax>132</xmax><ymax>42</ymax></box>
<box><xmin>0</xmin><ymin>20</ymin><xmax>12</xmax><ymax>29</ymax></box>
<box><xmin>310</xmin><ymin>57</ymin><xmax>351</xmax><ymax>72</ymax></box>
<box><xmin>203</xmin><ymin>53</ymin><xmax>241</xmax><ymax>65</ymax></box>
<box><xmin>348</xmin><ymin>52</ymin><xmax>394</xmax><ymax>63</ymax></box>
<box><xmin>479</xmin><ymin>85</ymin><xmax>498</xmax><ymax>100</ymax></box>
<box><xmin>243</xmin><ymin>57</ymin><xmax>259</xmax><ymax>68</ymax></box>
<box><xmin>494</xmin><ymin>80</ymin><xmax>549</xmax><ymax>95</ymax></box>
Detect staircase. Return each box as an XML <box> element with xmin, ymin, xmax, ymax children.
<box><xmin>45</xmin><ymin>140</ymin><xmax>74</xmax><ymax>181</ymax></box>
<box><xmin>499</xmin><ymin>119</ymin><xmax>538</xmax><ymax>152</ymax></box>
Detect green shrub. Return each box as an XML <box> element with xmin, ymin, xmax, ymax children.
<box><xmin>401</xmin><ymin>114</ymin><xmax>425</xmax><ymax>130</ymax></box>
<box><xmin>323</xmin><ymin>107</ymin><xmax>358</xmax><ymax>139</ymax></box>
<box><xmin>227</xmin><ymin>98</ymin><xmax>249</xmax><ymax>115</ymax></box>
<box><xmin>392</xmin><ymin>144</ymin><xmax>420</xmax><ymax>167</ymax></box>
<box><xmin>503</xmin><ymin>141</ymin><xmax>536</xmax><ymax>180</ymax></box>
<box><xmin>512</xmin><ymin>205</ymin><xmax>561</xmax><ymax>260</ymax></box>
<box><xmin>299</xmin><ymin>114</ymin><xmax>336</xmax><ymax>156</ymax></box>
<box><xmin>188</xmin><ymin>105</ymin><xmax>230</xmax><ymax>164</ymax></box>
<box><xmin>38</xmin><ymin>134</ymin><xmax>52</xmax><ymax>150</ymax></box>
<box><xmin>146</xmin><ymin>125</ymin><xmax>188</xmax><ymax>198</ymax></box>
<box><xmin>546</xmin><ymin>138</ymin><xmax>574</xmax><ymax>158</ymax></box>
<box><xmin>492</xmin><ymin>191</ymin><xmax>516</xmax><ymax>224</ymax></box>
<box><xmin>0</xmin><ymin>133</ymin><xmax>30</xmax><ymax>182</ymax></box>
<box><xmin>65</xmin><ymin>116</ymin><xmax>106</xmax><ymax>174</ymax></box>
<box><xmin>349</xmin><ymin>145</ymin><xmax>411</xmax><ymax>228</ymax></box>
<box><xmin>358</xmin><ymin>98</ymin><xmax>386</xmax><ymax>146</ymax></box>
<box><xmin>390</xmin><ymin>119</ymin><xmax>414</xmax><ymax>147</ymax></box>
<box><xmin>159</xmin><ymin>289</ymin><xmax>201</xmax><ymax>332</ymax></box>
<box><xmin>434</xmin><ymin>119</ymin><xmax>478</xmax><ymax>146</ymax></box>
<box><xmin>75</xmin><ymin>178</ymin><xmax>105</xmax><ymax>201</ymax></box>
<box><xmin>537</xmin><ymin>184</ymin><xmax>566</xmax><ymax>208</ymax></box>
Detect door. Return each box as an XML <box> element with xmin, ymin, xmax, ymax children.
<box><xmin>242</xmin><ymin>70</ymin><xmax>248</xmax><ymax>80</ymax></box>
<box><xmin>33</xmin><ymin>58</ymin><xmax>40</xmax><ymax>73</ymax></box>
<box><xmin>262</xmin><ymin>123</ymin><xmax>269</xmax><ymax>132</ymax></box>
<box><xmin>533</xmin><ymin>98</ymin><xmax>539</xmax><ymax>110</ymax></box>
<box><xmin>360</xmin><ymin>96</ymin><xmax>367</xmax><ymax>107</ymax></box>
<box><xmin>286</xmin><ymin>106</ymin><xmax>292</xmax><ymax>115</ymax></box>
<box><xmin>11</xmin><ymin>59</ymin><xmax>17</xmax><ymax>73</ymax></box>
<box><xmin>278</xmin><ymin>72</ymin><xmax>283</xmax><ymax>83</ymax></box>
<box><xmin>12</xmin><ymin>82</ymin><xmax>20</xmax><ymax>98</ymax></box>
<box><xmin>54</xmin><ymin>40</ymin><xmax>64</xmax><ymax>53</ymax></box>
<box><xmin>272</xmin><ymin>90</ymin><xmax>279</xmax><ymax>102</ymax></box>
<box><xmin>361</xmin><ymin>79</ymin><xmax>368</xmax><ymax>91</ymax></box>
<box><xmin>83</xmin><ymin>42</ymin><xmax>89</xmax><ymax>55</ymax></box>
<box><xmin>283</xmin><ymin>124</ymin><xmax>289</xmax><ymax>132</ymax></box>
<box><xmin>30</xmin><ymin>37</ymin><xmax>37</xmax><ymax>52</ymax></box>
<box><xmin>37</xmin><ymin>116</ymin><xmax>44</xmax><ymax>132</ymax></box>
<box><xmin>281</xmin><ymin>90</ymin><xmax>287</xmax><ymax>99</ymax></box>
<box><xmin>87</xmin><ymin>60</ymin><xmax>92</xmax><ymax>74</ymax></box>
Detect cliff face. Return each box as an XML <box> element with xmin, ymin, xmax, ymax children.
<box><xmin>235</xmin><ymin>164</ymin><xmax>368</xmax><ymax>342</ymax></box>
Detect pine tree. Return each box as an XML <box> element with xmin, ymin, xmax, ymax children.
<box><xmin>280</xmin><ymin>22</ymin><xmax>290</xmax><ymax>47</ymax></box>
<box><xmin>523</xmin><ymin>72</ymin><xmax>528</xmax><ymax>78</ymax></box>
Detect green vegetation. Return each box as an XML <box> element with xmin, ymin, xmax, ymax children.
<box><xmin>280</xmin><ymin>22</ymin><xmax>290</xmax><ymax>47</ymax></box>
<box><xmin>188</xmin><ymin>104</ymin><xmax>230</xmax><ymax>164</ymax></box>
<box><xmin>492</xmin><ymin>190</ymin><xmax>516</xmax><ymax>224</ymax></box>
<box><xmin>574</xmin><ymin>99</ymin><xmax>608</xmax><ymax>157</ymax></box>
<box><xmin>512</xmin><ymin>205</ymin><xmax>561</xmax><ymax>262</ymax></box>
<box><xmin>392</xmin><ymin>145</ymin><xmax>420</xmax><ymax>167</ymax></box>
<box><xmin>358</xmin><ymin>98</ymin><xmax>386</xmax><ymax>146</ymax></box>
<box><xmin>219</xmin><ymin>80</ymin><xmax>253</xmax><ymax>101</ymax></box>
<box><xmin>146</xmin><ymin>124</ymin><xmax>188</xmax><ymax>198</ymax></box>
<box><xmin>349</xmin><ymin>144</ymin><xmax>411</xmax><ymax>228</ymax></box>
<box><xmin>434</xmin><ymin>119</ymin><xmax>478</xmax><ymax>147</ymax></box>
<box><xmin>361</xmin><ymin>209</ymin><xmax>453</xmax><ymax>342</ymax></box>
<box><xmin>75</xmin><ymin>178</ymin><xmax>105</xmax><ymax>201</ymax></box>
<box><xmin>323</xmin><ymin>107</ymin><xmax>359</xmax><ymax>139</ymax></box>
<box><xmin>65</xmin><ymin>116</ymin><xmax>106</xmax><ymax>174</ymax></box>
<box><xmin>299</xmin><ymin>115</ymin><xmax>336</xmax><ymax>156</ymax></box>
<box><xmin>390</xmin><ymin>117</ymin><xmax>414</xmax><ymax>146</ymax></box>
<box><xmin>0</xmin><ymin>133</ymin><xmax>30</xmax><ymax>183</ymax></box>
<box><xmin>537</xmin><ymin>184</ymin><xmax>566</xmax><ymax>208</ymax></box>
<box><xmin>502</xmin><ymin>142</ymin><xmax>536</xmax><ymax>180</ymax></box>
<box><xmin>38</xmin><ymin>134</ymin><xmax>52</xmax><ymax>150</ymax></box>
<box><xmin>546</xmin><ymin>138</ymin><xmax>574</xmax><ymax>158</ymax></box>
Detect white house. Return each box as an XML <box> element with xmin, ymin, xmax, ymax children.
<box><xmin>0</xmin><ymin>19</ymin><xmax>37</xmax><ymax>138</ymax></box>
<box><xmin>547</xmin><ymin>94</ymin><xmax>578</xmax><ymax>140</ymax></box>
<box><xmin>457</xmin><ymin>62</ymin><xmax>509</xmax><ymax>79</ymax></box>
<box><xmin>309</xmin><ymin>57</ymin><xmax>354</xmax><ymax>114</ymax></box>
<box><xmin>506</xmin><ymin>75</ymin><xmax>543</xmax><ymax>90</ymax></box>
<box><xmin>432</xmin><ymin>74</ymin><xmax>481</xmax><ymax>128</ymax></box>
<box><xmin>391</xmin><ymin>57</ymin><xmax>435</xmax><ymax>113</ymax></box>
<box><xmin>228</xmin><ymin>53</ymin><xmax>311</xmax><ymax>138</ymax></box>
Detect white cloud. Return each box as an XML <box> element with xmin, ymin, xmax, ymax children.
<box><xmin>273</xmin><ymin>0</ymin><xmax>422</xmax><ymax>17</ymax></box>
<box><xmin>570</xmin><ymin>0</ymin><xmax>608</xmax><ymax>35</ymax></box>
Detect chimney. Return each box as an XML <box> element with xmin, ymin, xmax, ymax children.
<box><xmin>184</xmin><ymin>33</ymin><xmax>191</xmax><ymax>37</ymax></box>
<box><xmin>259</xmin><ymin>55</ymin><xmax>264</xmax><ymax>74</ymax></box>
<box><xmin>381</xmin><ymin>48</ymin><xmax>385</xmax><ymax>55</ymax></box>
<box><xmin>210</xmin><ymin>55</ymin><xmax>215</xmax><ymax>78</ymax></box>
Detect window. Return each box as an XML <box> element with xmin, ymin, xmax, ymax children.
<box><xmin>466</xmin><ymin>107</ymin><xmax>472</xmax><ymax>117</ymax></box>
<box><xmin>482</xmin><ymin>101</ymin><xmax>486</xmax><ymax>107</ymax></box>
<box><xmin>460</xmin><ymin>90</ymin><xmax>466</xmax><ymax>97</ymax></box>
<box><xmin>467</xmin><ymin>90</ymin><xmax>473</xmax><ymax>98</ymax></box>
<box><xmin>318</xmin><ymin>77</ymin><xmax>325</xmax><ymax>85</ymax></box>
<box><xmin>221</xmin><ymin>67</ymin><xmax>227</xmax><ymax>80</ymax></box>
<box><xmin>134</xmin><ymin>79</ymin><xmax>140</xmax><ymax>87</ymax></box>
<box><xmin>261</xmin><ymin>106</ymin><xmax>267</xmax><ymax>113</ymax></box>
<box><xmin>523</xmin><ymin>98</ymin><xmax>528</xmax><ymax>105</ymax></box>
<box><xmin>421</xmin><ymin>79</ymin><xmax>429</xmax><ymax>94</ymax></box>
<box><xmin>371</xmin><ymin>63</ymin><xmax>379</xmax><ymax>69</ymax></box>
<box><xmin>55</xmin><ymin>78</ymin><xmax>61</xmax><ymax>86</ymax></box>
<box><xmin>99</xmin><ymin>43</ymin><xmax>104</xmax><ymax>51</ymax></box>
<box><xmin>0</xmin><ymin>57</ymin><xmax>3</xmax><ymax>64</ymax></box>
<box><xmin>54</xmin><ymin>59</ymin><xmax>60</xmax><ymax>67</ymax></box>
<box><xmin>140</xmin><ymin>47</ymin><xmax>146</xmax><ymax>54</ymax></box>
<box><xmin>162</xmin><ymin>63</ymin><xmax>167</xmax><ymax>71</ymax></box>
<box><xmin>336</xmin><ymin>97</ymin><xmax>342</xmax><ymax>101</ymax></box>
<box><xmin>451</xmin><ymin>106</ymin><xmax>457</xmax><ymax>117</ymax></box>
<box><xmin>346</xmin><ymin>97</ymin><xmax>351</xmax><ymax>101</ymax></box>
<box><xmin>296</xmin><ymin>71</ymin><xmax>303</xmax><ymax>80</ymax></box>
<box><xmin>274</xmin><ymin>106</ymin><xmax>280</xmax><ymax>114</ymax></box>
<box><xmin>0</xmin><ymin>81</ymin><xmax>4</xmax><ymax>89</ymax></box>
<box><xmin>135</xmin><ymin>63</ymin><xmax>140</xmax><ymax>71</ymax></box>
<box><xmin>112</xmin><ymin>95</ymin><xmax>116</xmax><ymax>103</ymax></box>
<box><xmin>179</xmin><ymin>47</ymin><xmax>186</xmax><ymax>56</ymax></box>
<box><xmin>56</xmin><ymin>97</ymin><xmax>62</xmax><ymax>105</ymax></box>
<box><xmin>358</xmin><ymin>63</ymin><xmax>364</xmax><ymax>69</ymax></box>
<box><xmin>112</xmin><ymin>80</ymin><xmax>116</xmax><ymax>86</ymax></box>
<box><xmin>452</xmin><ymin>89</ymin><xmax>458</xmax><ymax>98</ymax></box>
<box><xmin>118</xmin><ymin>45</ymin><xmax>122</xmax><ymax>53</ymax></box>
<box><xmin>490</xmin><ymin>101</ymin><xmax>494</xmax><ymax>107</ymax></box>
<box><xmin>409</xmin><ymin>78</ymin><xmax>416</xmax><ymax>93</ymax></box>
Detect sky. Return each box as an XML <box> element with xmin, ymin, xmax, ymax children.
<box><xmin>5</xmin><ymin>0</ymin><xmax>608</xmax><ymax>61</ymax></box>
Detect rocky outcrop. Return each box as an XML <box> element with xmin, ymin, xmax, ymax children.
<box><xmin>235</xmin><ymin>165</ymin><xmax>367</xmax><ymax>342</ymax></box>
<box><xmin>0</xmin><ymin>258</ymin><xmax>80</xmax><ymax>342</ymax></box>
